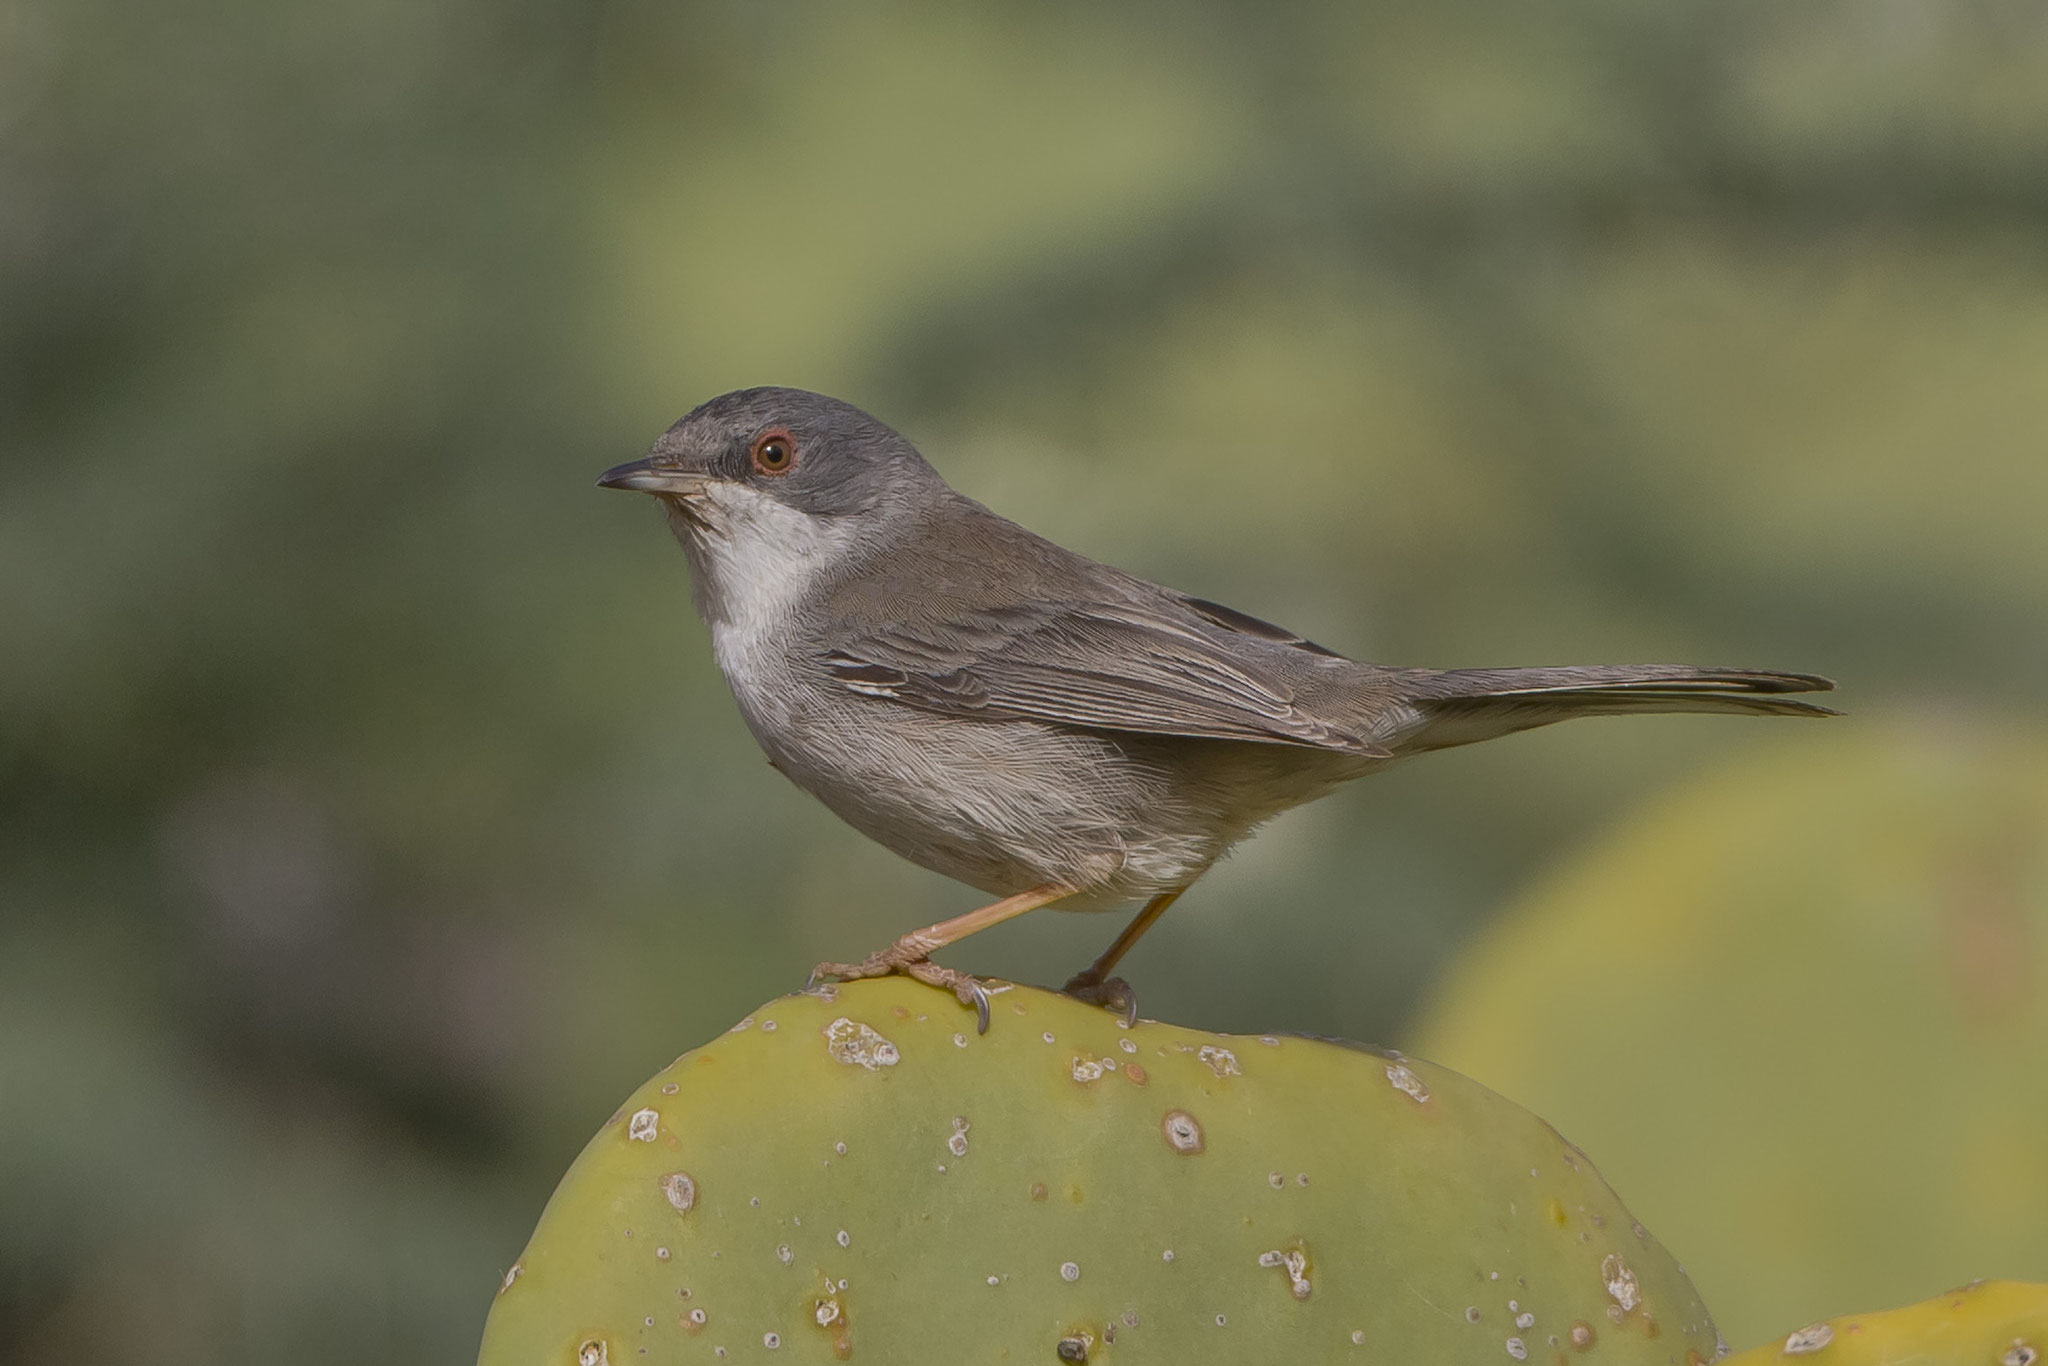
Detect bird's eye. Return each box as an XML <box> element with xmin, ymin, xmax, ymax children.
<box><xmin>751</xmin><ymin>429</ymin><xmax>796</xmax><ymax>475</ymax></box>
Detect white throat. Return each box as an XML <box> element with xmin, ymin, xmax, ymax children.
<box><xmin>677</xmin><ymin>482</ymin><xmax>858</xmax><ymax>697</ymax></box>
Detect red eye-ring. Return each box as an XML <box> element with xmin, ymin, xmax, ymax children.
<box><xmin>751</xmin><ymin>427</ymin><xmax>796</xmax><ymax>475</ymax></box>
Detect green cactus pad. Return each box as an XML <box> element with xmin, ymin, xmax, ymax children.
<box><xmin>1719</xmin><ymin>1280</ymin><xmax>2047</xmax><ymax>1366</ymax></box>
<box><xmin>1415</xmin><ymin>723</ymin><xmax>2048</xmax><ymax>1346</ymax></box>
<box><xmin>478</xmin><ymin>979</ymin><xmax>1716</xmax><ymax>1365</ymax></box>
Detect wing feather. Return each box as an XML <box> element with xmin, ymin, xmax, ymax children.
<box><xmin>820</xmin><ymin>601</ymin><xmax>1386</xmax><ymax>754</ymax></box>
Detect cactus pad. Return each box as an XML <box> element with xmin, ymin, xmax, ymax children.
<box><xmin>478</xmin><ymin>979</ymin><xmax>1716</xmax><ymax>1364</ymax></box>
<box><xmin>1416</xmin><ymin>724</ymin><xmax>2048</xmax><ymax>1345</ymax></box>
<box><xmin>1719</xmin><ymin>1280</ymin><xmax>2047</xmax><ymax>1366</ymax></box>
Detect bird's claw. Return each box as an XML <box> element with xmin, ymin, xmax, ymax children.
<box><xmin>807</xmin><ymin>949</ymin><xmax>994</xmax><ymax>1033</ymax></box>
<box><xmin>1062</xmin><ymin>969</ymin><xmax>1139</xmax><ymax>1028</ymax></box>
<box><xmin>901</xmin><ymin>959</ymin><xmax>992</xmax><ymax>1034</ymax></box>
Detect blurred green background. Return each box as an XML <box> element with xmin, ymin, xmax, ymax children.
<box><xmin>5</xmin><ymin>1</ymin><xmax>2046</xmax><ymax>1361</ymax></box>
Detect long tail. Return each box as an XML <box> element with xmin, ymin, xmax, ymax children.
<box><xmin>1393</xmin><ymin>665</ymin><xmax>1837</xmax><ymax>754</ymax></box>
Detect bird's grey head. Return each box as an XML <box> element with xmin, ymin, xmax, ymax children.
<box><xmin>599</xmin><ymin>387</ymin><xmax>944</xmax><ymax>624</ymax></box>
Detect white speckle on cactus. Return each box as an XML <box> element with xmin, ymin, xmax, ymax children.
<box><xmin>1042</xmin><ymin>1031</ymin><xmax>1057</xmax><ymax>1044</ymax></box>
<box><xmin>821</xmin><ymin>1017</ymin><xmax>898</xmax><ymax>1068</ymax></box>
<box><xmin>1515</xmin><ymin>1311</ymin><xmax>1534</xmax><ymax>1330</ymax></box>
<box><xmin>1783</xmin><ymin>1323</ymin><xmax>1833</xmax><ymax>1354</ymax></box>
<box><xmin>947</xmin><ymin>1116</ymin><xmax>971</xmax><ymax>1157</ymax></box>
<box><xmin>1466</xmin><ymin>1307</ymin><xmax>1481</xmax><ymax>1324</ymax></box>
<box><xmin>1267</xmin><ymin>1171</ymin><xmax>1284</xmax><ymax>1188</ymax></box>
<box><xmin>577</xmin><ymin>1339</ymin><xmax>608</xmax><ymax>1366</ymax></box>
<box><xmin>628</xmin><ymin>1108</ymin><xmax>659</xmax><ymax>1142</ymax></box>
<box><xmin>986</xmin><ymin>1275</ymin><xmax>1000</xmax><ymax>1286</ymax></box>
<box><xmin>1162</xmin><ymin>1250</ymin><xmax>1175</xmax><ymax>1262</ymax></box>
<box><xmin>760</xmin><ymin>1020</ymin><xmax>777</xmax><ymax>1033</ymax></box>
<box><xmin>1505</xmin><ymin>1336</ymin><xmax>1527</xmax><ymax>1360</ymax></box>
<box><xmin>659</xmin><ymin>1171</ymin><xmax>695</xmax><ymax>1214</ymax></box>
<box><xmin>1259</xmin><ymin>1035</ymin><xmax>1280</xmax><ymax>1047</ymax></box>
<box><xmin>762</xmin><ymin>1332</ymin><xmax>780</xmax><ymax>1349</ymax></box>
<box><xmin>1214</xmin><ymin>1315</ymin><xmax>1228</xmax><ymax>1327</ymax></box>
<box><xmin>835</xmin><ymin>1229</ymin><xmax>850</xmax><ymax>1248</ymax></box>
<box><xmin>1351</xmin><ymin>1329</ymin><xmax>1365</xmax><ymax>1345</ymax></box>
<box><xmin>833</xmin><ymin>1141</ymin><xmax>847</xmax><ymax>1156</ymax></box>
<box><xmin>1384</xmin><ymin>1063</ymin><xmax>1429</xmax><ymax>1103</ymax></box>
<box><xmin>775</xmin><ymin>1244</ymin><xmax>792</xmax><ymax>1264</ymax></box>
<box><xmin>1257</xmin><ymin>1246</ymin><xmax>1313</xmax><ymax>1299</ymax></box>
<box><xmin>2003</xmin><ymin>1342</ymin><xmax>2039</xmax><ymax>1366</ymax></box>
<box><xmin>659</xmin><ymin>1082</ymin><xmax>678</xmax><ymax>1095</ymax></box>
<box><xmin>953</xmin><ymin>1032</ymin><xmax>968</xmax><ymax>1047</ymax></box>
<box><xmin>1197</xmin><ymin>1045</ymin><xmax>1241</xmax><ymax>1076</ymax></box>
<box><xmin>497</xmin><ymin>1263</ymin><xmax>522</xmax><ymax>1294</ymax></box>
<box><xmin>687</xmin><ymin>1309</ymin><xmax>705</xmax><ymax>1326</ymax></box>
<box><xmin>1060</xmin><ymin>1261</ymin><xmax>1081</xmax><ymax>1282</ymax></box>
<box><xmin>1296</xmin><ymin>1172</ymin><xmax>1310</xmax><ymax>1186</ymax></box>
<box><xmin>655</xmin><ymin>1246</ymin><xmax>670</xmax><ymax>1261</ymax></box>
<box><xmin>1161</xmin><ymin>1109</ymin><xmax>1205</xmax><ymax>1154</ymax></box>
<box><xmin>1602</xmin><ymin>1254</ymin><xmax>1641</xmax><ymax>1311</ymax></box>
<box><xmin>814</xmin><ymin>1299</ymin><xmax>841</xmax><ymax>1327</ymax></box>
<box><xmin>1071</xmin><ymin>1055</ymin><xmax>1113</xmax><ymax>1083</ymax></box>
<box><xmin>729</xmin><ymin>1016</ymin><xmax>754</xmax><ymax>1032</ymax></box>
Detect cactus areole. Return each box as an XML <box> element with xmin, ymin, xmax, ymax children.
<box><xmin>477</xmin><ymin>980</ymin><xmax>1717</xmax><ymax>1365</ymax></box>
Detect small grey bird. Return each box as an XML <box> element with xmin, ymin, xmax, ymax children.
<box><xmin>600</xmin><ymin>387</ymin><xmax>1834</xmax><ymax>1029</ymax></box>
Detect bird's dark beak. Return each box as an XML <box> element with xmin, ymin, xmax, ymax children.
<box><xmin>596</xmin><ymin>458</ymin><xmax>712</xmax><ymax>497</ymax></box>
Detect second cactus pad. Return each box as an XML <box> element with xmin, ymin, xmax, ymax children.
<box><xmin>479</xmin><ymin>979</ymin><xmax>1715</xmax><ymax>1364</ymax></box>
<box><xmin>1719</xmin><ymin>1280</ymin><xmax>2047</xmax><ymax>1366</ymax></box>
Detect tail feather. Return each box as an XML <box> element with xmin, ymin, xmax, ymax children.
<box><xmin>1396</xmin><ymin>665</ymin><xmax>1837</xmax><ymax>753</ymax></box>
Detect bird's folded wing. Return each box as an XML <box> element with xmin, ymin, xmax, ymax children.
<box><xmin>820</xmin><ymin>602</ymin><xmax>1387</xmax><ymax>754</ymax></box>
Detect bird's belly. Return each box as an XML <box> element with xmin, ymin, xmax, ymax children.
<box><xmin>736</xmin><ymin>674</ymin><xmax>1379</xmax><ymax>906</ymax></box>
<box><xmin>767</xmin><ymin>707</ymin><xmax>1183</xmax><ymax>901</ymax></box>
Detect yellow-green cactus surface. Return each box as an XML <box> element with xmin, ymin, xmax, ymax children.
<box><xmin>479</xmin><ymin>979</ymin><xmax>1716</xmax><ymax>1365</ymax></box>
<box><xmin>1416</xmin><ymin>723</ymin><xmax>2048</xmax><ymax>1346</ymax></box>
<box><xmin>1719</xmin><ymin>1280</ymin><xmax>2047</xmax><ymax>1366</ymax></box>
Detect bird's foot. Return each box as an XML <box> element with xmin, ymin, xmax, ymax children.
<box><xmin>808</xmin><ymin>943</ymin><xmax>992</xmax><ymax>1034</ymax></box>
<box><xmin>1061</xmin><ymin>968</ymin><xmax>1139</xmax><ymax>1028</ymax></box>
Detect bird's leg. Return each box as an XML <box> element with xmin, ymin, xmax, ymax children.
<box><xmin>809</xmin><ymin>884</ymin><xmax>1072</xmax><ymax>1033</ymax></box>
<box><xmin>1062</xmin><ymin>890</ymin><xmax>1183</xmax><ymax>1026</ymax></box>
